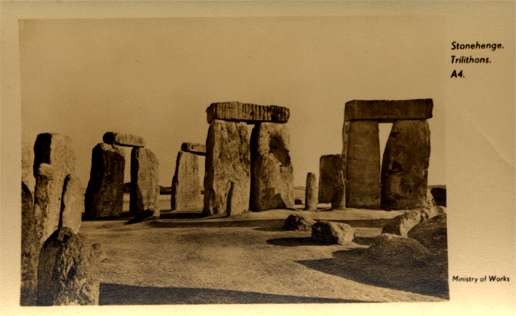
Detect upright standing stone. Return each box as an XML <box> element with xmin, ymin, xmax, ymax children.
<box><xmin>84</xmin><ymin>143</ymin><xmax>125</xmax><ymax>219</ymax></box>
<box><xmin>318</xmin><ymin>154</ymin><xmax>346</xmax><ymax>209</ymax></box>
<box><xmin>33</xmin><ymin>133</ymin><xmax>76</xmax><ymax>245</ymax></box>
<box><xmin>305</xmin><ymin>172</ymin><xmax>318</xmax><ymax>211</ymax></box>
<box><xmin>61</xmin><ymin>175</ymin><xmax>84</xmax><ymax>233</ymax></box>
<box><xmin>250</xmin><ymin>123</ymin><xmax>295</xmax><ymax>211</ymax></box>
<box><xmin>344</xmin><ymin>121</ymin><xmax>380</xmax><ymax>208</ymax></box>
<box><xmin>171</xmin><ymin>151</ymin><xmax>204</xmax><ymax>210</ymax></box>
<box><xmin>381</xmin><ymin>120</ymin><xmax>430</xmax><ymax>209</ymax></box>
<box><xmin>37</xmin><ymin>228</ymin><xmax>99</xmax><ymax>305</ymax></box>
<box><xmin>130</xmin><ymin>148</ymin><xmax>160</xmax><ymax>217</ymax></box>
<box><xmin>22</xmin><ymin>141</ymin><xmax>35</xmax><ymax>192</ymax></box>
<box><xmin>21</xmin><ymin>182</ymin><xmax>37</xmax><ymax>305</ymax></box>
<box><xmin>204</xmin><ymin>120</ymin><xmax>250</xmax><ymax>216</ymax></box>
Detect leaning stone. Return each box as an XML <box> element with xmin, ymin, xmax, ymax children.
<box><xmin>382</xmin><ymin>209</ymin><xmax>426</xmax><ymax>237</ymax></box>
<box><xmin>344</xmin><ymin>121</ymin><xmax>381</xmax><ymax>208</ymax></box>
<box><xmin>103</xmin><ymin>132</ymin><xmax>145</xmax><ymax>147</ymax></box>
<box><xmin>408</xmin><ymin>214</ymin><xmax>447</xmax><ymax>254</ymax></box>
<box><xmin>33</xmin><ymin>133</ymin><xmax>76</xmax><ymax>245</ymax></box>
<box><xmin>381</xmin><ymin>120</ymin><xmax>430</xmax><ymax>209</ymax></box>
<box><xmin>304</xmin><ymin>173</ymin><xmax>318</xmax><ymax>211</ymax></box>
<box><xmin>84</xmin><ymin>143</ymin><xmax>125</xmax><ymax>219</ymax></box>
<box><xmin>344</xmin><ymin>99</ymin><xmax>433</xmax><ymax>121</ymax></box>
<box><xmin>37</xmin><ymin>228</ymin><xmax>99</xmax><ymax>305</ymax></box>
<box><xmin>204</xmin><ymin>120</ymin><xmax>250</xmax><ymax>216</ymax></box>
<box><xmin>283</xmin><ymin>214</ymin><xmax>316</xmax><ymax>231</ymax></box>
<box><xmin>61</xmin><ymin>175</ymin><xmax>83</xmax><ymax>234</ymax></box>
<box><xmin>207</xmin><ymin>101</ymin><xmax>290</xmax><ymax>124</ymax></box>
<box><xmin>318</xmin><ymin>154</ymin><xmax>346</xmax><ymax>209</ymax></box>
<box><xmin>250</xmin><ymin>123</ymin><xmax>295</xmax><ymax>211</ymax></box>
<box><xmin>171</xmin><ymin>151</ymin><xmax>204</xmax><ymax>210</ymax></box>
<box><xmin>365</xmin><ymin>233</ymin><xmax>432</xmax><ymax>266</ymax></box>
<box><xmin>130</xmin><ymin>148</ymin><xmax>160</xmax><ymax>218</ymax></box>
<box><xmin>21</xmin><ymin>182</ymin><xmax>37</xmax><ymax>305</ymax></box>
<box><xmin>180</xmin><ymin>142</ymin><xmax>206</xmax><ymax>155</ymax></box>
<box><xmin>311</xmin><ymin>221</ymin><xmax>354</xmax><ymax>245</ymax></box>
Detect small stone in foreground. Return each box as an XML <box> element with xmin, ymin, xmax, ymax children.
<box><xmin>365</xmin><ymin>233</ymin><xmax>432</xmax><ymax>266</ymax></box>
<box><xmin>408</xmin><ymin>214</ymin><xmax>447</xmax><ymax>254</ymax></box>
<box><xmin>283</xmin><ymin>214</ymin><xmax>316</xmax><ymax>231</ymax></box>
<box><xmin>311</xmin><ymin>221</ymin><xmax>354</xmax><ymax>245</ymax></box>
<box><xmin>382</xmin><ymin>209</ymin><xmax>426</xmax><ymax>237</ymax></box>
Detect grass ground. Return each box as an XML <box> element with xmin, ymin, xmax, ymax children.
<box><xmin>81</xmin><ymin>208</ymin><xmax>448</xmax><ymax>305</ymax></box>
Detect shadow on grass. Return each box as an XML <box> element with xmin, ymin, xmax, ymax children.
<box><xmin>296</xmin><ymin>249</ymin><xmax>449</xmax><ymax>299</ymax></box>
<box><xmin>266</xmin><ymin>237</ymin><xmax>321</xmax><ymax>247</ymax></box>
<box><xmin>99</xmin><ymin>283</ymin><xmax>366</xmax><ymax>304</ymax></box>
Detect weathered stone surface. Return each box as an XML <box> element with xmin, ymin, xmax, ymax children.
<box><xmin>21</xmin><ymin>182</ymin><xmax>37</xmax><ymax>305</ymax></box>
<box><xmin>61</xmin><ymin>175</ymin><xmax>83</xmax><ymax>234</ymax></box>
<box><xmin>381</xmin><ymin>120</ymin><xmax>430</xmax><ymax>209</ymax></box>
<box><xmin>408</xmin><ymin>214</ymin><xmax>447</xmax><ymax>254</ymax></box>
<box><xmin>204</xmin><ymin>120</ymin><xmax>250</xmax><ymax>216</ymax></box>
<box><xmin>312</xmin><ymin>221</ymin><xmax>354</xmax><ymax>245</ymax></box>
<box><xmin>344</xmin><ymin>99</ymin><xmax>433</xmax><ymax>122</ymax></box>
<box><xmin>365</xmin><ymin>233</ymin><xmax>432</xmax><ymax>266</ymax></box>
<box><xmin>304</xmin><ymin>173</ymin><xmax>318</xmax><ymax>211</ymax></box>
<box><xmin>344</xmin><ymin>121</ymin><xmax>381</xmax><ymax>208</ymax></box>
<box><xmin>33</xmin><ymin>133</ymin><xmax>76</xmax><ymax>245</ymax></box>
<box><xmin>180</xmin><ymin>143</ymin><xmax>206</xmax><ymax>155</ymax></box>
<box><xmin>207</xmin><ymin>101</ymin><xmax>290</xmax><ymax>124</ymax></box>
<box><xmin>250</xmin><ymin>123</ymin><xmax>295</xmax><ymax>211</ymax></box>
<box><xmin>130</xmin><ymin>148</ymin><xmax>160</xmax><ymax>217</ymax></box>
<box><xmin>103</xmin><ymin>132</ymin><xmax>145</xmax><ymax>147</ymax></box>
<box><xmin>318</xmin><ymin>154</ymin><xmax>346</xmax><ymax>209</ymax></box>
<box><xmin>382</xmin><ymin>209</ymin><xmax>426</xmax><ymax>237</ymax></box>
<box><xmin>22</xmin><ymin>141</ymin><xmax>35</xmax><ymax>192</ymax></box>
<box><xmin>37</xmin><ymin>228</ymin><xmax>99</xmax><ymax>305</ymax></box>
<box><xmin>84</xmin><ymin>143</ymin><xmax>125</xmax><ymax>219</ymax></box>
<box><xmin>171</xmin><ymin>151</ymin><xmax>204</xmax><ymax>210</ymax></box>
<box><xmin>283</xmin><ymin>214</ymin><xmax>316</xmax><ymax>231</ymax></box>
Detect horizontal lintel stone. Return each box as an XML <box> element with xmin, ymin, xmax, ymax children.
<box><xmin>344</xmin><ymin>99</ymin><xmax>433</xmax><ymax>122</ymax></box>
<box><xmin>181</xmin><ymin>143</ymin><xmax>206</xmax><ymax>155</ymax></box>
<box><xmin>207</xmin><ymin>101</ymin><xmax>290</xmax><ymax>124</ymax></box>
<box><xmin>103</xmin><ymin>132</ymin><xmax>146</xmax><ymax>147</ymax></box>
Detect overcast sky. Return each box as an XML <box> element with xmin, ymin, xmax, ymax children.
<box><xmin>20</xmin><ymin>17</ymin><xmax>445</xmax><ymax>187</ymax></box>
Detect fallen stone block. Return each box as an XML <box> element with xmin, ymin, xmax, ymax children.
<box><xmin>283</xmin><ymin>214</ymin><xmax>316</xmax><ymax>231</ymax></box>
<box><xmin>204</xmin><ymin>120</ymin><xmax>250</xmax><ymax>216</ymax></box>
<box><xmin>84</xmin><ymin>143</ymin><xmax>125</xmax><ymax>219</ymax></box>
<box><xmin>180</xmin><ymin>142</ymin><xmax>206</xmax><ymax>155</ymax></box>
<box><xmin>318</xmin><ymin>154</ymin><xmax>346</xmax><ymax>209</ymax></box>
<box><xmin>365</xmin><ymin>233</ymin><xmax>432</xmax><ymax>266</ymax></box>
<box><xmin>171</xmin><ymin>151</ymin><xmax>204</xmax><ymax>210</ymax></box>
<box><xmin>311</xmin><ymin>221</ymin><xmax>354</xmax><ymax>245</ymax></box>
<box><xmin>207</xmin><ymin>101</ymin><xmax>290</xmax><ymax>124</ymax></box>
<box><xmin>250</xmin><ymin>123</ymin><xmax>295</xmax><ymax>211</ymax></box>
<box><xmin>344</xmin><ymin>99</ymin><xmax>433</xmax><ymax>122</ymax></box>
<box><xmin>103</xmin><ymin>132</ymin><xmax>145</xmax><ymax>147</ymax></box>
<box><xmin>408</xmin><ymin>214</ymin><xmax>447</xmax><ymax>254</ymax></box>
<box><xmin>382</xmin><ymin>209</ymin><xmax>426</xmax><ymax>237</ymax></box>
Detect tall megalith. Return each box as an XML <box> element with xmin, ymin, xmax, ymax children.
<box><xmin>305</xmin><ymin>172</ymin><xmax>318</xmax><ymax>211</ymax></box>
<box><xmin>381</xmin><ymin>120</ymin><xmax>430</xmax><ymax>209</ymax></box>
<box><xmin>250</xmin><ymin>123</ymin><xmax>295</xmax><ymax>211</ymax></box>
<box><xmin>84</xmin><ymin>143</ymin><xmax>125</xmax><ymax>219</ymax></box>
<box><xmin>171</xmin><ymin>151</ymin><xmax>204</xmax><ymax>210</ymax></box>
<box><xmin>318</xmin><ymin>154</ymin><xmax>346</xmax><ymax>209</ymax></box>
<box><xmin>204</xmin><ymin>119</ymin><xmax>250</xmax><ymax>216</ymax></box>
<box><xmin>130</xmin><ymin>147</ymin><xmax>160</xmax><ymax>217</ymax></box>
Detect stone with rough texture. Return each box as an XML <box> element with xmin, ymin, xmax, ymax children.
<box><xmin>304</xmin><ymin>173</ymin><xmax>318</xmax><ymax>211</ymax></box>
<box><xmin>344</xmin><ymin>99</ymin><xmax>433</xmax><ymax>122</ymax></box>
<box><xmin>382</xmin><ymin>209</ymin><xmax>427</xmax><ymax>237</ymax></box>
<box><xmin>33</xmin><ymin>133</ymin><xmax>76</xmax><ymax>245</ymax></box>
<box><xmin>318</xmin><ymin>154</ymin><xmax>346</xmax><ymax>209</ymax></box>
<box><xmin>22</xmin><ymin>141</ymin><xmax>35</xmax><ymax>192</ymax></box>
<box><xmin>204</xmin><ymin>120</ymin><xmax>250</xmax><ymax>216</ymax></box>
<box><xmin>21</xmin><ymin>182</ymin><xmax>37</xmax><ymax>305</ymax></box>
<box><xmin>207</xmin><ymin>101</ymin><xmax>290</xmax><ymax>124</ymax></box>
<box><xmin>37</xmin><ymin>228</ymin><xmax>99</xmax><ymax>305</ymax></box>
<box><xmin>61</xmin><ymin>175</ymin><xmax>83</xmax><ymax>233</ymax></box>
<box><xmin>250</xmin><ymin>123</ymin><xmax>295</xmax><ymax>211</ymax></box>
<box><xmin>365</xmin><ymin>233</ymin><xmax>432</xmax><ymax>266</ymax></box>
<box><xmin>103</xmin><ymin>132</ymin><xmax>145</xmax><ymax>147</ymax></box>
<box><xmin>85</xmin><ymin>143</ymin><xmax>125</xmax><ymax>219</ymax></box>
<box><xmin>408</xmin><ymin>214</ymin><xmax>447</xmax><ymax>254</ymax></box>
<box><xmin>344</xmin><ymin>121</ymin><xmax>380</xmax><ymax>208</ymax></box>
<box><xmin>381</xmin><ymin>120</ymin><xmax>430</xmax><ymax>209</ymax></box>
<box><xmin>130</xmin><ymin>148</ymin><xmax>160</xmax><ymax>217</ymax></box>
<box><xmin>283</xmin><ymin>214</ymin><xmax>316</xmax><ymax>231</ymax></box>
<box><xmin>180</xmin><ymin>143</ymin><xmax>206</xmax><ymax>155</ymax></box>
<box><xmin>171</xmin><ymin>151</ymin><xmax>204</xmax><ymax>210</ymax></box>
<box><xmin>311</xmin><ymin>221</ymin><xmax>355</xmax><ymax>245</ymax></box>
